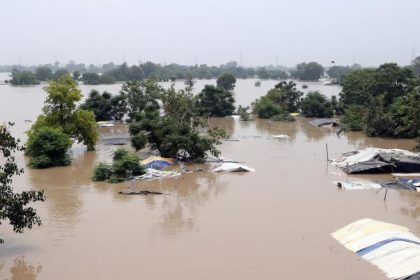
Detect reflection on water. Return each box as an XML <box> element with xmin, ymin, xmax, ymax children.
<box><xmin>1</xmin><ymin>257</ymin><xmax>42</xmax><ymax>280</ymax></box>
<box><xmin>26</xmin><ymin>150</ymin><xmax>95</xmax><ymax>229</ymax></box>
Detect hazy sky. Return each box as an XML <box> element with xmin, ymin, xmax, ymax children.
<box><xmin>1</xmin><ymin>0</ymin><xmax>419</xmax><ymax>67</ymax></box>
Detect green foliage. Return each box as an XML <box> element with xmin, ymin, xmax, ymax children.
<box><xmin>292</xmin><ymin>62</ymin><xmax>324</xmax><ymax>80</ymax></box>
<box><xmin>128</xmin><ymin>82</ymin><xmax>227</xmax><ymax>161</ymax></box>
<box><xmin>237</xmin><ymin>105</ymin><xmax>250</xmax><ymax>121</ymax></box>
<box><xmin>0</xmin><ymin>124</ymin><xmax>45</xmax><ymax>243</ymax></box>
<box><xmin>81</xmin><ymin>90</ymin><xmax>127</xmax><ymax>121</ymax></box>
<box><xmin>340</xmin><ymin>63</ymin><xmax>420</xmax><ymax>138</ymax></box>
<box><xmin>198</xmin><ymin>85</ymin><xmax>235</xmax><ymax>117</ymax></box>
<box><xmin>26</xmin><ymin>127</ymin><xmax>72</xmax><ymax>168</ymax></box>
<box><xmin>92</xmin><ymin>163</ymin><xmax>112</xmax><ymax>181</ymax></box>
<box><xmin>252</xmin><ymin>81</ymin><xmax>303</xmax><ymax>119</ymax></box>
<box><xmin>27</xmin><ymin>74</ymin><xmax>98</xmax><ymax>151</ymax></box>
<box><xmin>252</xmin><ymin>98</ymin><xmax>285</xmax><ymax>118</ymax></box>
<box><xmin>120</xmin><ymin>80</ymin><xmax>161</xmax><ymax>121</ymax></box>
<box><xmin>35</xmin><ymin>67</ymin><xmax>53</xmax><ymax>81</ymax></box>
<box><xmin>300</xmin><ymin>91</ymin><xmax>334</xmax><ymax>118</ymax></box>
<box><xmin>73</xmin><ymin>71</ymin><xmax>81</xmax><ymax>81</ymax></box>
<box><xmin>82</xmin><ymin>72</ymin><xmax>101</xmax><ymax>85</ymax></box>
<box><xmin>92</xmin><ymin>148</ymin><xmax>145</xmax><ymax>183</ymax></box>
<box><xmin>216</xmin><ymin>73</ymin><xmax>236</xmax><ymax>91</ymax></box>
<box><xmin>271</xmin><ymin>112</ymin><xmax>295</xmax><ymax>122</ymax></box>
<box><xmin>81</xmin><ymin>73</ymin><xmax>116</xmax><ymax>85</ymax></box>
<box><xmin>10</xmin><ymin>70</ymin><xmax>39</xmax><ymax>85</ymax></box>
<box><xmin>341</xmin><ymin>105</ymin><xmax>366</xmax><ymax>131</ymax></box>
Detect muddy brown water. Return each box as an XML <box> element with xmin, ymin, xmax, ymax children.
<box><xmin>0</xmin><ymin>79</ymin><xmax>419</xmax><ymax>280</ymax></box>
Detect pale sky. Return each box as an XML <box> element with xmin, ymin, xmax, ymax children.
<box><xmin>1</xmin><ymin>0</ymin><xmax>419</xmax><ymax>67</ymax></box>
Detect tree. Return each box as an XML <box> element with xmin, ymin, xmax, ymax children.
<box><xmin>300</xmin><ymin>91</ymin><xmax>334</xmax><ymax>117</ymax></box>
<box><xmin>99</xmin><ymin>73</ymin><xmax>116</xmax><ymax>84</ymax></box>
<box><xmin>82</xmin><ymin>72</ymin><xmax>101</xmax><ymax>85</ymax></box>
<box><xmin>292</xmin><ymin>62</ymin><xmax>324</xmax><ymax>80</ymax></box>
<box><xmin>81</xmin><ymin>90</ymin><xmax>127</xmax><ymax>121</ymax></box>
<box><xmin>92</xmin><ymin>148</ymin><xmax>145</xmax><ymax>183</ymax></box>
<box><xmin>25</xmin><ymin>127</ymin><xmax>72</xmax><ymax>168</ymax></box>
<box><xmin>339</xmin><ymin>63</ymin><xmax>420</xmax><ymax>137</ymax></box>
<box><xmin>252</xmin><ymin>97</ymin><xmax>285</xmax><ymax>118</ymax></box>
<box><xmin>28</xmin><ymin>74</ymin><xmax>98</xmax><ymax>151</ymax></box>
<box><xmin>73</xmin><ymin>71</ymin><xmax>81</xmax><ymax>81</ymax></box>
<box><xmin>10</xmin><ymin>70</ymin><xmax>39</xmax><ymax>85</ymax></box>
<box><xmin>340</xmin><ymin>68</ymin><xmax>376</xmax><ymax>107</ymax></box>
<box><xmin>341</xmin><ymin>105</ymin><xmax>366</xmax><ymax>131</ymax></box>
<box><xmin>197</xmin><ymin>85</ymin><xmax>235</xmax><ymax>117</ymax></box>
<box><xmin>237</xmin><ymin>105</ymin><xmax>250</xmax><ymax>121</ymax></box>
<box><xmin>35</xmin><ymin>67</ymin><xmax>53</xmax><ymax>81</ymax></box>
<box><xmin>0</xmin><ymin>124</ymin><xmax>45</xmax><ymax>243</ymax></box>
<box><xmin>120</xmin><ymin>80</ymin><xmax>161</xmax><ymax>121</ymax></box>
<box><xmin>129</xmin><ymin>83</ymin><xmax>226</xmax><ymax>161</ymax></box>
<box><xmin>252</xmin><ymin>81</ymin><xmax>303</xmax><ymax>119</ymax></box>
<box><xmin>216</xmin><ymin>73</ymin><xmax>236</xmax><ymax>91</ymax></box>
<box><xmin>269</xmin><ymin>81</ymin><xmax>303</xmax><ymax>112</ymax></box>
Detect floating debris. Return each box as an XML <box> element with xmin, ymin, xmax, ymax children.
<box><xmin>332</xmin><ymin>219</ymin><xmax>420</xmax><ymax>280</ymax></box>
<box><xmin>135</xmin><ymin>168</ymin><xmax>181</xmax><ymax>180</ymax></box>
<box><xmin>334</xmin><ymin>180</ymin><xmax>382</xmax><ymax>190</ymax></box>
<box><xmin>271</xmin><ymin>134</ymin><xmax>290</xmax><ymax>139</ymax></box>
<box><xmin>213</xmin><ymin>162</ymin><xmax>255</xmax><ymax>172</ymax></box>
<box><xmin>118</xmin><ymin>190</ymin><xmax>163</xmax><ymax>195</ymax></box>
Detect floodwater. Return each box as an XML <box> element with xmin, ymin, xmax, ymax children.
<box><xmin>0</xmin><ymin>78</ymin><xmax>419</xmax><ymax>280</ymax></box>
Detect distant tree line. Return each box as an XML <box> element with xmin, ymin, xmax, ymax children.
<box><xmin>5</xmin><ymin>61</ymin><xmax>292</xmax><ymax>85</ymax></box>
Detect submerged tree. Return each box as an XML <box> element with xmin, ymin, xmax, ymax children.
<box><xmin>198</xmin><ymin>85</ymin><xmax>235</xmax><ymax>117</ymax></box>
<box><xmin>0</xmin><ymin>124</ymin><xmax>45</xmax><ymax>243</ymax></box>
<box><xmin>300</xmin><ymin>91</ymin><xmax>334</xmax><ymax>118</ymax></box>
<box><xmin>216</xmin><ymin>73</ymin><xmax>236</xmax><ymax>91</ymax></box>
<box><xmin>128</xmin><ymin>82</ymin><xmax>226</xmax><ymax>161</ymax></box>
<box><xmin>81</xmin><ymin>90</ymin><xmax>127</xmax><ymax>121</ymax></box>
<box><xmin>28</xmin><ymin>74</ymin><xmax>98</xmax><ymax>154</ymax></box>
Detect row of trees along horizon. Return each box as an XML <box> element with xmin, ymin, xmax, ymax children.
<box><xmin>4</xmin><ymin>57</ymin><xmax>420</xmax><ymax>85</ymax></box>
<box><xmin>1</xmin><ymin>61</ymin><xmax>420</xmax><ymax>243</ymax></box>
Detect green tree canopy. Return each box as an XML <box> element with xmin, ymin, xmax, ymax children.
<box><xmin>81</xmin><ymin>90</ymin><xmax>127</xmax><ymax>121</ymax></box>
<box><xmin>10</xmin><ymin>70</ymin><xmax>39</xmax><ymax>85</ymax></box>
<box><xmin>300</xmin><ymin>91</ymin><xmax>334</xmax><ymax>118</ymax></box>
<box><xmin>128</xmin><ymin>82</ymin><xmax>226</xmax><ymax>161</ymax></box>
<box><xmin>25</xmin><ymin>127</ymin><xmax>72</xmax><ymax>168</ymax></box>
<box><xmin>28</xmin><ymin>74</ymin><xmax>98</xmax><ymax>151</ymax></box>
<box><xmin>0</xmin><ymin>124</ymin><xmax>45</xmax><ymax>243</ymax></box>
<box><xmin>216</xmin><ymin>73</ymin><xmax>236</xmax><ymax>91</ymax></box>
<box><xmin>35</xmin><ymin>67</ymin><xmax>53</xmax><ymax>81</ymax></box>
<box><xmin>292</xmin><ymin>62</ymin><xmax>324</xmax><ymax>81</ymax></box>
<box><xmin>198</xmin><ymin>85</ymin><xmax>235</xmax><ymax>117</ymax></box>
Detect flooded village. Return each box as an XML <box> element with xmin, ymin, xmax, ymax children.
<box><xmin>1</xmin><ymin>1</ymin><xmax>420</xmax><ymax>280</ymax></box>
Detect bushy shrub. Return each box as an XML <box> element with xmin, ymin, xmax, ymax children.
<box><xmin>271</xmin><ymin>113</ymin><xmax>295</xmax><ymax>122</ymax></box>
<box><xmin>252</xmin><ymin>98</ymin><xmax>285</xmax><ymax>119</ymax></box>
<box><xmin>300</xmin><ymin>91</ymin><xmax>334</xmax><ymax>118</ymax></box>
<box><xmin>341</xmin><ymin>105</ymin><xmax>366</xmax><ymax>131</ymax></box>
<box><xmin>92</xmin><ymin>148</ymin><xmax>145</xmax><ymax>183</ymax></box>
<box><xmin>26</xmin><ymin>127</ymin><xmax>72</xmax><ymax>168</ymax></box>
<box><xmin>237</xmin><ymin>105</ymin><xmax>250</xmax><ymax>121</ymax></box>
<box><xmin>92</xmin><ymin>163</ymin><xmax>112</xmax><ymax>181</ymax></box>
